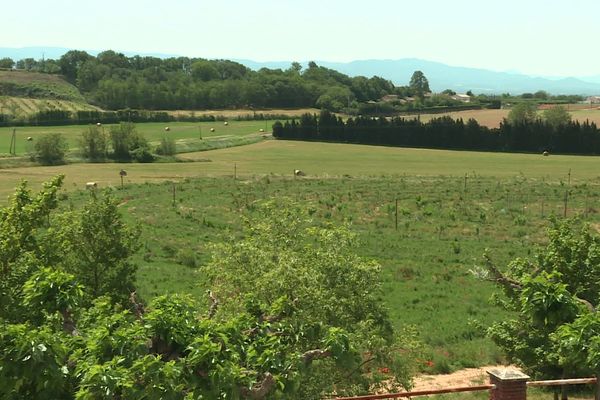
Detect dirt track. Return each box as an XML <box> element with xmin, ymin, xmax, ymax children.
<box><xmin>412</xmin><ymin>366</ymin><xmax>504</xmax><ymax>390</ymax></box>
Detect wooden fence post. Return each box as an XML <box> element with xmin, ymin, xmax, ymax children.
<box><xmin>395</xmin><ymin>198</ymin><xmax>398</xmax><ymax>231</ymax></box>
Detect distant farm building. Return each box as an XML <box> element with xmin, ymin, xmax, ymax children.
<box><xmin>451</xmin><ymin>94</ymin><xmax>472</xmax><ymax>103</ymax></box>
<box><xmin>587</xmin><ymin>96</ymin><xmax>600</xmax><ymax>104</ymax></box>
<box><xmin>380</xmin><ymin>94</ymin><xmax>399</xmax><ymax>102</ymax></box>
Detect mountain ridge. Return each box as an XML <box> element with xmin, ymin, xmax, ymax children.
<box><xmin>235</xmin><ymin>58</ymin><xmax>600</xmax><ymax>95</ymax></box>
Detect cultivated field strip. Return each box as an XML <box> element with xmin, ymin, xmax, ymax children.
<box><xmin>0</xmin><ymin>96</ymin><xmax>101</xmax><ymax>118</ymax></box>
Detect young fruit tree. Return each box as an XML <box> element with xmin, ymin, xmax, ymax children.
<box><xmin>205</xmin><ymin>199</ymin><xmax>421</xmax><ymax>398</ymax></box>
<box><xmin>478</xmin><ymin>218</ymin><xmax>600</xmax><ymax>399</ymax></box>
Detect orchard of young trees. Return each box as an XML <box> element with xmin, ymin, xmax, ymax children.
<box><xmin>0</xmin><ymin>177</ymin><xmax>421</xmax><ymax>399</ymax></box>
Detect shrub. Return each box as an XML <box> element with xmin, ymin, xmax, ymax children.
<box><xmin>34</xmin><ymin>133</ymin><xmax>68</xmax><ymax>165</ymax></box>
<box><xmin>129</xmin><ymin>146</ymin><xmax>154</xmax><ymax>163</ymax></box>
<box><xmin>176</xmin><ymin>248</ymin><xmax>198</xmax><ymax>268</ymax></box>
<box><xmin>110</xmin><ymin>122</ymin><xmax>150</xmax><ymax>161</ymax></box>
<box><xmin>156</xmin><ymin>136</ymin><xmax>176</xmax><ymax>156</ymax></box>
<box><xmin>79</xmin><ymin>126</ymin><xmax>108</xmax><ymax>160</ymax></box>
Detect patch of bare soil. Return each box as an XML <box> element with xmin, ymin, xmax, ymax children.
<box><xmin>412</xmin><ymin>366</ymin><xmax>506</xmax><ymax>390</ymax></box>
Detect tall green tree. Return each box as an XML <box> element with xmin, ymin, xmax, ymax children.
<box><xmin>191</xmin><ymin>60</ymin><xmax>220</xmax><ymax>81</ymax></box>
<box><xmin>0</xmin><ymin>175</ymin><xmax>64</xmax><ymax>322</ymax></box>
<box><xmin>507</xmin><ymin>102</ymin><xmax>538</xmax><ymax>124</ymax></box>
<box><xmin>409</xmin><ymin>70</ymin><xmax>430</xmax><ymax>98</ymax></box>
<box><xmin>109</xmin><ymin>122</ymin><xmax>149</xmax><ymax>161</ymax></box>
<box><xmin>79</xmin><ymin>125</ymin><xmax>108</xmax><ymax>160</ymax></box>
<box><xmin>0</xmin><ymin>57</ymin><xmax>15</xmax><ymax>69</ymax></box>
<box><xmin>52</xmin><ymin>193</ymin><xmax>140</xmax><ymax>304</ymax></box>
<box><xmin>543</xmin><ymin>105</ymin><xmax>572</xmax><ymax>129</ymax></box>
<box><xmin>206</xmin><ymin>199</ymin><xmax>421</xmax><ymax>397</ymax></box>
<box><xmin>59</xmin><ymin>50</ymin><xmax>92</xmax><ymax>83</ymax></box>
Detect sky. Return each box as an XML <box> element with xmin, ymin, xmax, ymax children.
<box><xmin>2</xmin><ymin>0</ymin><xmax>599</xmax><ymax>77</ymax></box>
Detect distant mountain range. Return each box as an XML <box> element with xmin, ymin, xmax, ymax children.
<box><xmin>1</xmin><ymin>47</ymin><xmax>600</xmax><ymax>95</ymax></box>
<box><xmin>237</xmin><ymin>59</ymin><xmax>600</xmax><ymax>96</ymax></box>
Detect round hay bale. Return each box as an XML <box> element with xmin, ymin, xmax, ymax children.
<box><xmin>165</xmin><ymin>126</ymin><xmax>170</xmax><ymax>132</ymax></box>
<box><xmin>27</xmin><ymin>136</ymin><xmax>33</xmax><ymax>141</ymax></box>
<box><xmin>543</xmin><ymin>151</ymin><xmax>549</xmax><ymax>157</ymax></box>
<box><xmin>224</xmin><ymin>121</ymin><xmax>229</xmax><ymax>126</ymax></box>
<box><xmin>96</xmin><ymin>122</ymin><xmax>102</xmax><ymax>127</ymax></box>
<box><xmin>259</xmin><ymin>128</ymin><xmax>265</xmax><ymax>132</ymax></box>
<box><xmin>210</xmin><ymin>128</ymin><xmax>215</xmax><ymax>132</ymax></box>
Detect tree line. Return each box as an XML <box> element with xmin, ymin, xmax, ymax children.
<box><xmin>3</xmin><ymin>51</ymin><xmax>586</xmax><ymax>115</ymax></box>
<box><xmin>273</xmin><ymin>108</ymin><xmax>600</xmax><ymax>155</ymax></box>
<box><xmin>3</xmin><ymin>51</ymin><xmax>404</xmax><ymax>111</ymax></box>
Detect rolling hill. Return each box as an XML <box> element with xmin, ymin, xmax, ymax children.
<box><xmin>0</xmin><ymin>70</ymin><xmax>100</xmax><ymax>118</ymax></box>
<box><xmin>0</xmin><ymin>70</ymin><xmax>86</xmax><ymax>102</ymax></box>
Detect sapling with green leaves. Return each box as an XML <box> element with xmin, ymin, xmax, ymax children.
<box><xmin>479</xmin><ymin>218</ymin><xmax>600</xmax><ymax>391</ymax></box>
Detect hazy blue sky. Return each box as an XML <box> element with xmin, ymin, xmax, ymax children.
<box><xmin>3</xmin><ymin>0</ymin><xmax>598</xmax><ymax>77</ymax></box>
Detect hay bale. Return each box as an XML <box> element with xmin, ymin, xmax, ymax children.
<box><xmin>543</xmin><ymin>151</ymin><xmax>549</xmax><ymax>156</ymax></box>
<box><xmin>294</xmin><ymin>169</ymin><xmax>306</xmax><ymax>177</ymax></box>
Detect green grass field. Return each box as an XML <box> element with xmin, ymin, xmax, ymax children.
<box><xmin>5</xmin><ymin>136</ymin><xmax>600</xmax><ymax>374</ymax></box>
<box><xmin>1</xmin><ymin>139</ymin><xmax>599</xmax><ymax>199</ymax></box>
<box><xmin>56</xmin><ymin>167</ymin><xmax>600</xmax><ymax>374</ymax></box>
<box><xmin>0</xmin><ymin>120</ymin><xmax>274</xmax><ymax>158</ymax></box>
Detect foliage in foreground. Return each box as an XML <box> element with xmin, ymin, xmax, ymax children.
<box><xmin>0</xmin><ymin>177</ymin><xmax>419</xmax><ymax>399</ymax></box>
<box><xmin>481</xmin><ymin>218</ymin><xmax>600</xmax><ymax>380</ymax></box>
<box><xmin>206</xmin><ymin>200</ymin><xmax>421</xmax><ymax>397</ymax></box>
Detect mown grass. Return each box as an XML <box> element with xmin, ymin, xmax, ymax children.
<box><xmin>55</xmin><ymin>169</ymin><xmax>600</xmax><ymax>374</ymax></box>
<box><xmin>0</xmin><ymin>120</ymin><xmax>274</xmax><ymax>157</ymax></box>
<box><xmin>2</xmin><ymin>140</ymin><xmax>600</xmax><ymax>201</ymax></box>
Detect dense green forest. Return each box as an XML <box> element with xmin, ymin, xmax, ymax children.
<box><xmin>0</xmin><ymin>51</ymin><xmax>587</xmax><ymax>115</ymax></box>
<box><xmin>1</xmin><ymin>51</ymin><xmax>403</xmax><ymax>111</ymax></box>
